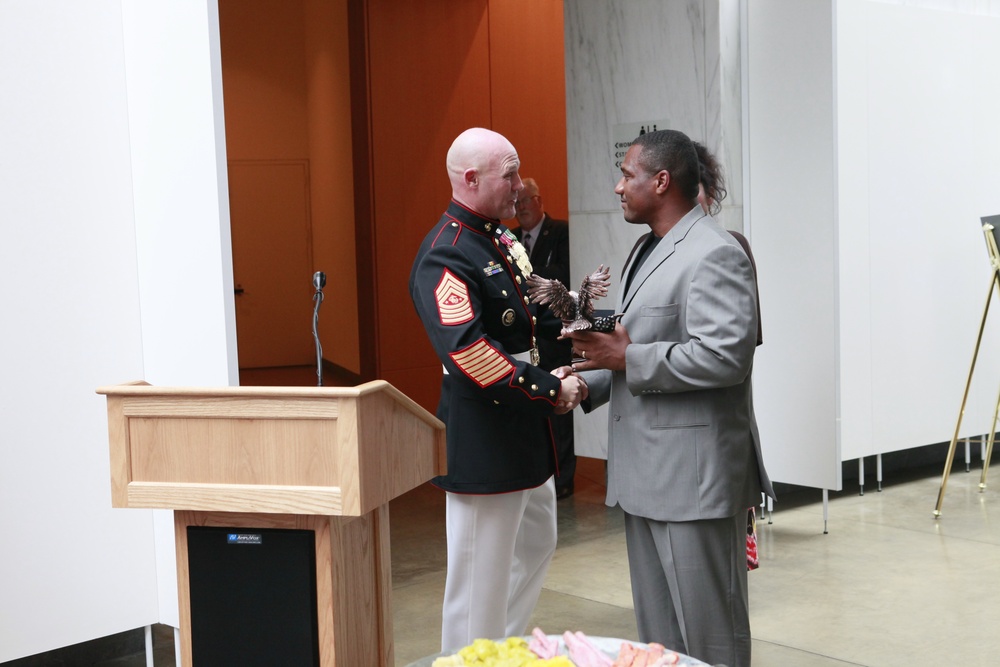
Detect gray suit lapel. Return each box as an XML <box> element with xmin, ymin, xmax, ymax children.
<box><xmin>619</xmin><ymin>207</ymin><xmax>706</xmax><ymax>312</ymax></box>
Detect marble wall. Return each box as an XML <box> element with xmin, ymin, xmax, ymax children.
<box><xmin>564</xmin><ymin>0</ymin><xmax>740</xmax><ymax>457</ymax></box>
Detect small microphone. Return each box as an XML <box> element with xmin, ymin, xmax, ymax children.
<box><xmin>312</xmin><ymin>271</ymin><xmax>326</xmax><ymax>386</ymax></box>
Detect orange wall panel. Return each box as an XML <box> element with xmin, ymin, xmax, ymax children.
<box><xmin>490</xmin><ymin>0</ymin><xmax>569</xmax><ymax>222</ymax></box>
<box><xmin>368</xmin><ymin>0</ymin><xmax>493</xmax><ymax>408</ymax></box>
<box><xmin>219</xmin><ymin>0</ymin><xmax>309</xmax><ymax>160</ymax></box>
<box><xmin>303</xmin><ymin>0</ymin><xmax>360</xmax><ymax>374</ymax></box>
<box><xmin>367</xmin><ymin>0</ymin><xmax>567</xmax><ymax>412</ymax></box>
<box><xmin>218</xmin><ymin>0</ymin><xmax>566</xmax><ymax>406</ymax></box>
<box><xmin>220</xmin><ymin>0</ymin><xmax>360</xmax><ymax>377</ymax></box>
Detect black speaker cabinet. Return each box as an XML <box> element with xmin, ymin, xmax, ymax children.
<box><xmin>186</xmin><ymin>526</ymin><xmax>320</xmax><ymax>666</ymax></box>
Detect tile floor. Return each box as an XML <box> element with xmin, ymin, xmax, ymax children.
<box><xmin>31</xmin><ymin>454</ymin><xmax>998</xmax><ymax>666</ymax></box>
<box><xmin>391</xmin><ymin>456</ymin><xmax>1000</xmax><ymax>667</ymax></box>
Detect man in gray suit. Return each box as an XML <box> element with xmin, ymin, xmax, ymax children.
<box><xmin>565</xmin><ymin>129</ymin><xmax>773</xmax><ymax>667</ymax></box>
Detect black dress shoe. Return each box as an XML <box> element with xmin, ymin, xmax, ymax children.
<box><xmin>556</xmin><ymin>484</ymin><xmax>574</xmax><ymax>500</ymax></box>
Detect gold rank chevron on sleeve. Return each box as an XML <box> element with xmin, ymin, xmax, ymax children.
<box><xmin>435</xmin><ymin>268</ymin><xmax>474</xmax><ymax>326</ymax></box>
<box><xmin>449</xmin><ymin>339</ymin><xmax>514</xmax><ymax>387</ymax></box>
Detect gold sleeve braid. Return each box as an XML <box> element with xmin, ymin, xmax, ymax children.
<box><xmin>450</xmin><ymin>339</ymin><xmax>514</xmax><ymax>387</ymax></box>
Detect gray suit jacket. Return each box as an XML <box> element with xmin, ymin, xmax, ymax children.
<box><xmin>583</xmin><ymin>206</ymin><xmax>774</xmax><ymax>522</ymax></box>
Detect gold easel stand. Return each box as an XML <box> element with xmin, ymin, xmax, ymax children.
<box><xmin>934</xmin><ymin>223</ymin><xmax>1000</xmax><ymax>517</ymax></box>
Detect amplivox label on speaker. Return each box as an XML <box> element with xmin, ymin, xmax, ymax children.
<box><xmin>227</xmin><ymin>533</ymin><xmax>263</xmax><ymax>545</ymax></box>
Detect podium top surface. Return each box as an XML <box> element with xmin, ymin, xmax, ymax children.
<box><xmin>98</xmin><ymin>378</ymin><xmax>392</xmax><ymax>397</ymax></box>
<box><xmin>97</xmin><ymin>379</ymin><xmax>445</xmax><ymax>515</ymax></box>
<box><xmin>97</xmin><ymin>379</ymin><xmax>443</xmax><ymax>428</ymax></box>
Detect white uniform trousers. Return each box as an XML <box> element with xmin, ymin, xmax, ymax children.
<box><xmin>440</xmin><ymin>476</ymin><xmax>557</xmax><ymax>652</ymax></box>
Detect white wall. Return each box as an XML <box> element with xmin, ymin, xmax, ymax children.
<box><xmin>120</xmin><ymin>0</ymin><xmax>237</xmax><ymax>628</ymax></box>
<box><xmin>0</xmin><ymin>1</ymin><xmax>235</xmax><ymax>660</ymax></box>
<box><xmin>747</xmin><ymin>0</ymin><xmax>1000</xmax><ymax>492</ymax></box>
<box><xmin>837</xmin><ymin>0</ymin><xmax>1000</xmax><ymax>460</ymax></box>
<box><xmin>746</xmin><ymin>0</ymin><xmax>841</xmax><ymax>490</ymax></box>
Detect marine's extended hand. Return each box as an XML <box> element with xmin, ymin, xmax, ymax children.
<box><xmin>553</xmin><ymin>369</ymin><xmax>588</xmax><ymax>414</ymax></box>
<box><xmin>564</xmin><ymin>321</ymin><xmax>632</xmax><ymax>372</ymax></box>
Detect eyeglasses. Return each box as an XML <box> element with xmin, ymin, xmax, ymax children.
<box><xmin>515</xmin><ymin>195</ymin><xmax>539</xmax><ymax>208</ymax></box>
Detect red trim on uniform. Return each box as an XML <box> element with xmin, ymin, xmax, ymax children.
<box><xmin>547</xmin><ymin>417</ymin><xmax>560</xmax><ymax>477</ymax></box>
<box><xmin>432</xmin><ymin>218</ymin><xmax>462</xmax><ymax>246</ymax></box>
<box><xmin>450</xmin><ymin>198</ymin><xmax>497</xmax><ymax>222</ymax></box>
<box><xmin>490</xmin><ymin>235</ymin><xmax>536</xmax><ymax>339</ymax></box>
<box><xmin>505</xmin><ymin>371</ymin><xmax>559</xmax><ymax>406</ymax></box>
<box><xmin>431</xmin><ymin>477</ymin><xmax>553</xmax><ymax>495</ymax></box>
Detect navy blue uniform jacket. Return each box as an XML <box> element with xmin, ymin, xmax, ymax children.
<box><xmin>409</xmin><ymin>200</ymin><xmax>561</xmax><ymax>494</ymax></box>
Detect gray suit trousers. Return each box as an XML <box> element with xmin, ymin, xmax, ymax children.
<box><xmin>624</xmin><ymin>511</ymin><xmax>750</xmax><ymax>667</ymax></box>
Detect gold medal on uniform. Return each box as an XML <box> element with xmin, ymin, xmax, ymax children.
<box><xmin>498</xmin><ymin>229</ymin><xmax>533</xmax><ymax>276</ymax></box>
<box><xmin>501</xmin><ymin>308</ymin><xmax>515</xmax><ymax>326</ymax></box>
<box><xmin>511</xmin><ymin>241</ymin><xmax>533</xmax><ymax>276</ymax></box>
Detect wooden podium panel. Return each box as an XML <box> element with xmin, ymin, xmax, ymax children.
<box><xmin>97</xmin><ymin>380</ymin><xmax>445</xmax><ymax>666</ymax></box>
<box><xmin>98</xmin><ymin>381</ymin><xmax>445</xmax><ymax>515</ymax></box>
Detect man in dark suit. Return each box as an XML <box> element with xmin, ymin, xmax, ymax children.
<box><xmin>565</xmin><ymin>130</ymin><xmax>773</xmax><ymax>667</ymax></box>
<box><xmin>511</xmin><ymin>177</ymin><xmax>576</xmax><ymax>499</ymax></box>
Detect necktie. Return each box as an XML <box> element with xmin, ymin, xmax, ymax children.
<box><xmin>522</xmin><ymin>232</ymin><xmax>533</xmax><ymax>255</ymax></box>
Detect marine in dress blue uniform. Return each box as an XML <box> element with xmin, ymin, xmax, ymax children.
<box><xmin>410</xmin><ymin>200</ymin><xmax>562</xmax><ymax>493</ymax></box>
<box><xmin>408</xmin><ymin>128</ymin><xmax>585</xmax><ymax>652</ymax></box>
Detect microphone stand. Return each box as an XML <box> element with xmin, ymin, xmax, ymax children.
<box><xmin>312</xmin><ymin>271</ymin><xmax>326</xmax><ymax>386</ymax></box>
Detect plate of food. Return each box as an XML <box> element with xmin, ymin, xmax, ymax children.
<box><xmin>409</xmin><ymin>628</ymin><xmax>711</xmax><ymax>666</ymax></box>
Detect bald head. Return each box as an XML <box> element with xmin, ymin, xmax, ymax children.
<box><xmin>446</xmin><ymin>128</ymin><xmax>523</xmax><ymax>220</ymax></box>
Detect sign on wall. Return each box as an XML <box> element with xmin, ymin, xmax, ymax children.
<box><xmin>610</xmin><ymin>120</ymin><xmax>671</xmax><ymax>169</ymax></box>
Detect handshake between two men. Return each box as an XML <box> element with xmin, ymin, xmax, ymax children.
<box><xmin>530</xmin><ymin>264</ymin><xmax>631</xmax><ymax>415</ymax></box>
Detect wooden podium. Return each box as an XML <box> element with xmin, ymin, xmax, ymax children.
<box><xmin>97</xmin><ymin>381</ymin><xmax>445</xmax><ymax>666</ymax></box>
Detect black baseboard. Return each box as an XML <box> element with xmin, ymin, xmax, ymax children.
<box><xmin>770</xmin><ymin>436</ymin><xmax>999</xmax><ymax>500</ymax></box>
<box><xmin>2</xmin><ymin>624</ymin><xmax>174</xmax><ymax>667</ymax></box>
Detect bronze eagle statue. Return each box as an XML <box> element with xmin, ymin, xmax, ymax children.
<box><xmin>526</xmin><ymin>264</ymin><xmax>622</xmax><ymax>334</ymax></box>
